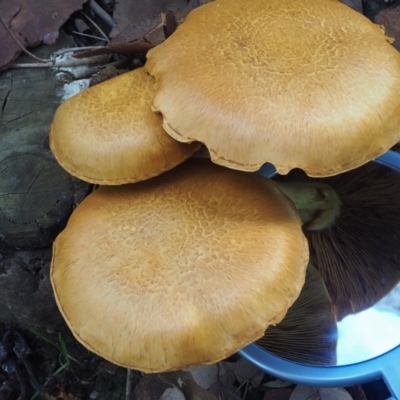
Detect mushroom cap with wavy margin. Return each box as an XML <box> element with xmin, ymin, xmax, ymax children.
<box><xmin>146</xmin><ymin>0</ymin><xmax>400</xmax><ymax>177</ymax></box>
<box><xmin>50</xmin><ymin>159</ymin><xmax>308</xmax><ymax>373</ymax></box>
<box><xmin>50</xmin><ymin>67</ymin><xmax>200</xmax><ymax>185</ymax></box>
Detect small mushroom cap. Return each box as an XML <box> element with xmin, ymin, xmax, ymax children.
<box><xmin>51</xmin><ymin>159</ymin><xmax>308</xmax><ymax>373</ymax></box>
<box><xmin>49</xmin><ymin>68</ymin><xmax>200</xmax><ymax>185</ymax></box>
<box><xmin>146</xmin><ymin>0</ymin><xmax>400</xmax><ymax>177</ymax></box>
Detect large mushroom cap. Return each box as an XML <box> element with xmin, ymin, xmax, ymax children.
<box><xmin>49</xmin><ymin>67</ymin><xmax>200</xmax><ymax>185</ymax></box>
<box><xmin>146</xmin><ymin>0</ymin><xmax>400</xmax><ymax>177</ymax></box>
<box><xmin>51</xmin><ymin>159</ymin><xmax>308</xmax><ymax>373</ymax></box>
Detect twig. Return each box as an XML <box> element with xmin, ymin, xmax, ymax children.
<box><xmin>10</xmin><ymin>55</ymin><xmax>120</xmax><ymax>70</ymax></box>
<box><xmin>89</xmin><ymin>0</ymin><xmax>116</xmax><ymax>28</ymax></box>
<box><xmin>73</xmin><ymin>30</ymin><xmax>108</xmax><ymax>42</ymax></box>
<box><xmin>10</xmin><ymin>55</ymin><xmax>107</xmax><ymax>69</ymax></box>
<box><xmin>53</xmin><ymin>46</ymin><xmax>105</xmax><ymax>55</ymax></box>
<box><xmin>9</xmin><ymin>62</ymin><xmax>53</xmax><ymax>68</ymax></box>
<box><xmin>82</xmin><ymin>11</ymin><xmax>110</xmax><ymax>42</ymax></box>
<box><xmin>0</xmin><ymin>16</ymin><xmax>50</xmax><ymax>63</ymax></box>
<box><xmin>125</xmin><ymin>369</ymin><xmax>133</xmax><ymax>400</ymax></box>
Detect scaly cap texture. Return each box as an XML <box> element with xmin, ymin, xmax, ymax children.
<box><xmin>51</xmin><ymin>159</ymin><xmax>308</xmax><ymax>372</ymax></box>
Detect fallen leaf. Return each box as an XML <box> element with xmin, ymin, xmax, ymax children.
<box><xmin>216</xmin><ymin>361</ymin><xmax>237</xmax><ymax>389</ymax></box>
<box><xmin>264</xmin><ymin>388</ymin><xmax>293</xmax><ymax>400</ymax></box>
<box><xmin>0</xmin><ymin>0</ymin><xmax>87</xmax><ymax>71</ymax></box>
<box><xmin>160</xmin><ymin>387</ymin><xmax>186</xmax><ymax>400</ymax></box>
<box><xmin>179</xmin><ymin>373</ymin><xmax>219</xmax><ymax>400</ymax></box>
<box><xmin>162</xmin><ymin>371</ymin><xmax>219</xmax><ymax>400</ymax></box>
<box><xmin>110</xmin><ymin>0</ymin><xmax>189</xmax><ymax>37</ymax></box>
<box><xmin>42</xmin><ymin>390</ymin><xmax>82</xmax><ymax>400</ymax></box>
<box><xmin>74</xmin><ymin>11</ymin><xmax>177</xmax><ymax>58</ymax></box>
<box><xmin>232</xmin><ymin>358</ymin><xmax>265</xmax><ymax>387</ymax></box>
<box><xmin>133</xmin><ymin>374</ymin><xmax>172</xmax><ymax>400</ymax></box>
<box><xmin>210</xmin><ymin>361</ymin><xmax>241</xmax><ymax>398</ymax></box>
<box><xmin>41</xmin><ymin>379</ymin><xmax>85</xmax><ymax>400</ymax></box>
<box><xmin>185</xmin><ymin>364</ymin><xmax>219</xmax><ymax>391</ymax></box>
<box><xmin>264</xmin><ymin>380</ymin><xmax>294</xmax><ymax>389</ymax></box>
<box><xmin>106</xmin><ymin>10</ymin><xmax>176</xmax><ymax>52</ymax></box>
<box><xmin>289</xmin><ymin>386</ymin><xmax>353</xmax><ymax>400</ymax></box>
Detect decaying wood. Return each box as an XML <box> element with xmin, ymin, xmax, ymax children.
<box><xmin>0</xmin><ymin>34</ymin><xmax>91</xmax><ymax>330</ymax></box>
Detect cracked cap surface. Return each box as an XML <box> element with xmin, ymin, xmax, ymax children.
<box><xmin>51</xmin><ymin>159</ymin><xmax>309</xmax><ymax>373</ymax></box>
<box><xmin>50</xmin><ymin>67</ymin><xmax>200</xmax><ymax>185</ymax></box>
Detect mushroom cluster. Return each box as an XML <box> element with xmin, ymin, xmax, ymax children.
<box><xmin>49</xmin><ymin>0</ymin><xmax>400</xmax><ymax>372</ymax></box>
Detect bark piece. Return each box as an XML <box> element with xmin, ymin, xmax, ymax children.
<box><xmin>0</xmin><ymin>153</ymin><xmax>89</xmax><ymax>250</ymax></box>
<box><xmin>0</xmin><ymin>34</ymin><xmax>91</xmax><ymax>250</ymax></box>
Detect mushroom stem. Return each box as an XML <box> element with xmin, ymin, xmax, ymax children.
<box><xmin>276</xmin><ymin>181</ymin><xmax>341</xmax><ymax>231</ymax></box>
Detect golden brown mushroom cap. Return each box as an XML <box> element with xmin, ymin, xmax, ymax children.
<box><xmin>146</xmin><ymin>0</ymin><xmax>400</xmax><ymax>177</ymax></box>
<box><xmin>49</xmin><ymin>68</ymin><xmax>200</xmax><ymax>185</ymax></box>
<box><xmin>51</xmin><ymin>159</ymin><xmax>308</xmax><ymax>373</ymax></box>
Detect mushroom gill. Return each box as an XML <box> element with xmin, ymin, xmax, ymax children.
<box><xmin>273</xmin><ymin>160</ymin><xmax>400</xmax><ymax>320</ymax></box>
<box><xmin>257</xmin><ymin>264</ymin><xmax>337</xmax><ymax>366</ymax></box>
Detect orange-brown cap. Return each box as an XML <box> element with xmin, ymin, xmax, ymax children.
<box><xmin>51</xmin><ymin>159</ymin><xmax>308</xmax><ymax>373</ymax></box>
<box><xmin>146</xmin><ymin>0</ymin><xmax>400</xmax><ymax>177</ymax></box>
<box><xmin>49</xmin><ymin>67</ymin><xmax>200</xmax><ymax>184</ymax></box>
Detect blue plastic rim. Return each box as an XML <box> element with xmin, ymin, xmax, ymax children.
<box><xmin>241</xmin><ymin>150</ymin><xmax>400</xmax><ymax>399</ymax></box>
<box><xmin>238</xmin><ymin>343</ymin><xmax>400</xmax><ymax>398</ymax></box>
